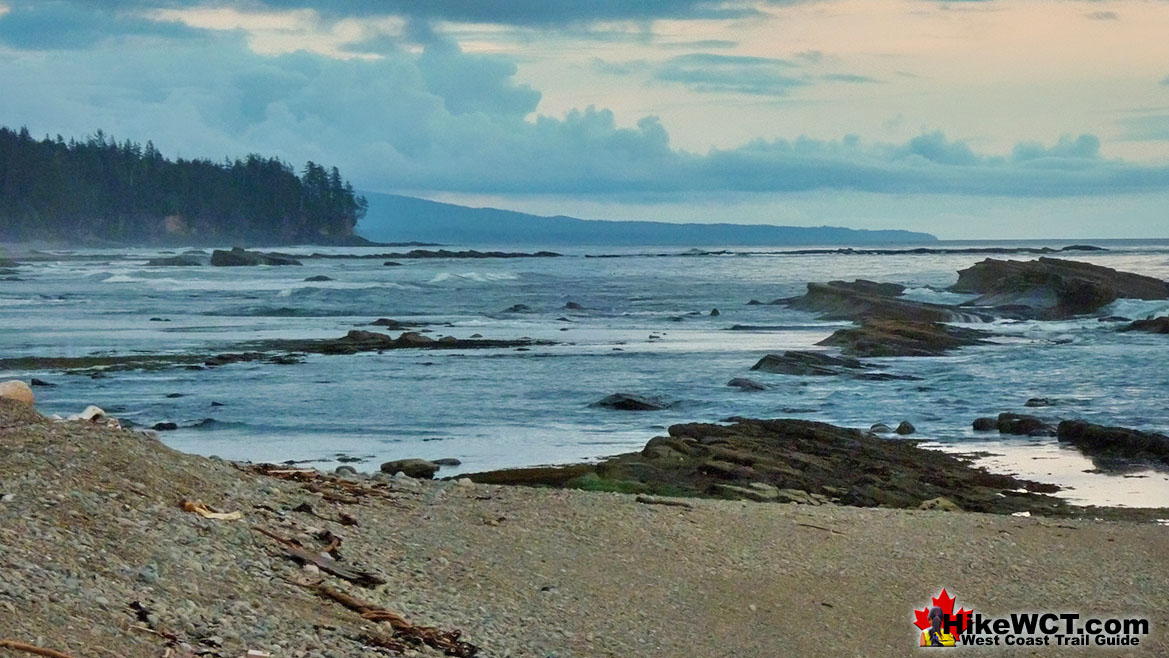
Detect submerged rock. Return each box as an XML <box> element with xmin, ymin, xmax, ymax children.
<box><xmin>591</xmin><ymin>393</ymin><xmax>672</xmax><ymax>411</ymax></box>
<box><xmin>303</xmin><ymin>275</ymin><xmax>333</xmax><ymax>282</ymax></box>
<box><xmin>210</xmin><ymin>247</ymin><xmax>302</xmax><ymax>266</ymax></box>
<box><xmin>727</xmin><ymin>377</ymin><xmax>768</xmax><ymax>391</ymax></box>
<box><xmin>1120</xmin><ymin>317</ymin><xmax>1169</xmax><ymax>334</ymax></box>
<box><xmin>750</xmin><ymin>351</ymin><xmax>865</xmax><ymax>376</ymax></box>
<box><xmin>951</xmin><ymin>257</ymin><xmax>1169</xmax><ymax>319</ymax></box>
<box><xmin>146</xmin><ymin>255</ymin><xmax>204</xmax><ymax>266</ymax></box>
<box><xmin>816</xmin><ymin>319</ymin><xmax>990</xmax><ymax>357</ymax></box>
<box><xmin>895</xmin><ymin>421</ymin><xmax>916</xmax><ymax>435</ymax></box>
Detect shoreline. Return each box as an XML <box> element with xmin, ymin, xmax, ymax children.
<box><xmin>2</xmin><ymin>399</ymin><xmax>1168</xmax><ymax>657</ymax></box>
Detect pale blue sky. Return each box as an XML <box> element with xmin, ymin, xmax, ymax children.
<box><xmin>1</xmin><ymin>0</ymin><xmax>1167</xmax><ymax>238</ymax></box>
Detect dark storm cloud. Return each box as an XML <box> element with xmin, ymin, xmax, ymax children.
<box><xmin>0</xmin><ymin>0</ymin><xmax>198</xmax><ymax>50</ymax></box>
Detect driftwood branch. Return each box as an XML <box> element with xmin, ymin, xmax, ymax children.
<box><xmin>635</xmin><ymin>495</ymin><xmax>694</xmax><ymax>509</ymax></box>
<box><xmin>794</xmin><ymin>522</ymin><xmax>846</xmax><ymax>536</ymax></box>
<box><xmin>0</xmin><ymin>640</ymin><xmax>78</xmax><ymax>658</ymax></box>
<box><xmin>252</xmin><ymin>527</ymin><xmax>385</xmax><ymax>587</ymax></box>
<box><xmin>308</xmin><ymin>583</ymin><xmax>479</xmax><ymax>657</ymax></box>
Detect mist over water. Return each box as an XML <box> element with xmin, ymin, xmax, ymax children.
<box><xmin>4</xmin><ymin>241</ymin><xmax>1169</xmax><ymax>506</ymax></box>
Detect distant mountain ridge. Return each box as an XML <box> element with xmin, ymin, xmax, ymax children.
<box><xmin>358</xmin><ymin>193</ymin><xmax>937</xmax><ymax>246</ymax></box>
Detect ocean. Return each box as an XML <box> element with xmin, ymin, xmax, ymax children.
<box><xmin>4</xmin><ymin>240</ymin><xmax>1169</xmax><ymax>507</ymax></box>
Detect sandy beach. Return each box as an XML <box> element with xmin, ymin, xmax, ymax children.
<box><xmin>2</xmin><ymin>399</ymin><xmax>1166</xmax><ymax>657</ymax></box>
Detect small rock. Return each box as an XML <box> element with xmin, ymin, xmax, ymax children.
<box><xmin>455</xmin><ymin>478</ymin><xmax>475</xmax><ymax>488</ymax></box>
<box><xmin>334</xmin><ymin>466</ymin><xmax>358</xmax><ymax>476</ymax></box>
<box><xmin>709</xmin><ymin>308</ymin><xmax>720</xmax><ymax>316</ymax></box>
<box><xmin>918</xmin><ymin>497</ymin><xmax>962</xmax><ymax>512</ymax></box>
<box><xmin>152</xmin><ymin>422</ymin><xmax>179</xmax><ymax>431</ymax></box>
<box><xmin>1024</xmin><ymin>397</ymin><xmax>1054</xmax><ymax>408</ymax></box>
<box><xmin>30</xmin><ymin>378</ymin><xmax>56</xmax><ymax>388</ymax></box>
<box><xmin>564</xmin><ymin>301</ymin><xmax>584</xmax><ymax>310</ymax></box>
<box><xmin>433</xmin><ymin>458</ymin><xmax>462</xmax><ymax>467</ymax></box>
<box><xmin>303</xmin><ymin>275</ymin><xmax>333</xmax><ymax>282</ymax></box>
<box><xmin>383</xmin><ymin>261</ymin><xmax>403</xmax><ymax>266</ymax></box>
<box><xmin>895</xmin><ymin>421</ymin><xmax>916</xmax><ymax>435</ymax></box>
<box><xmin>870</xmin><ymin>423</ymin><xmax>893</xmax><ymax>434</ymax></box>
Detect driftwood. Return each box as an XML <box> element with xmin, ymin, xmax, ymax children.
<box><xmin>252</xmin><ymin>527</ymin><xmax>384</xmax><ymax>587</ymax></box>
<box><xmin>308</xmin><ymin>583</ymin><xmax>479</xmax><ymax>657</ymax></box>
<box><xmin>0</xmin><ymin>640</ymin><xmax>78</xmax><ymax>658</ymax></box>
<box><xmin>635</xmin><ymin>495</ymin><xmax>694</xmax><ymax>509</ymax></box>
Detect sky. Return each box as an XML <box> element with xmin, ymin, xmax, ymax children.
<box><xmin>1</xmin><ymin>0</ymin><xmax>1168</xmax><ymax>238</ymax></box>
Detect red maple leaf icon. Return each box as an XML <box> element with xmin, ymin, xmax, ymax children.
<box><xmin>913</xmin><ymin>588</ymin><xmax>971</xmax><ymax>635</ymax></box>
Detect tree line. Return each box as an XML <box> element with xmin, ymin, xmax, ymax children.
<box><xmin>0</xmin><ymin>126</ymin><xmax>367</xmax><ymax>244</ymax></box>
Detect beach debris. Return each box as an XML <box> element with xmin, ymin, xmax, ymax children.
<box><xmin>634</xmin><ymin>495</ymin><xmax>694</xmax><ymax>509</ymax></box>
<box><xmin>179</xmin><ymin>500</ymin><xmax>243</xmax><ymax>521</ymax></box>
<box><xmin>793</xmin><ymin>522</ymin><xmax>846</xmax><ymax>536</ymax></box>
<box><xmin>307</xmin><ymin>582</ymin><xmax>479</xmax><ymax>657</ymax></box>
<box><xmin>0</xmin><ymin>640</ymin><xmax>78</xmax><ymax>658</ymax></box>
<box><xmin>253</xmin><ymin>526</ymin><xmax>384</xmax><ymax>587</ymax></box>
<box><xmin>0</xmin><ymin>380</ymin><xmax>35</xmax><ymax>406</ymax></box>
<box><xmin>1012</xmin><ymin>511</ymin><xmax>1032</xmax><ymax>518</ymax></box>
<box><xmin>59</xmin><ymin>405</ymin><xmax>121</xmax><ymax>429</ymax></box>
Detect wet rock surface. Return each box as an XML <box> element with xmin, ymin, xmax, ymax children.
<box><xmin>590</xmin><ymin>393</ymin><xmax>673</xmax><ymax>411</ymax></box>
<box><xmin>470</xmin><ymin>418</ymin><xmax>1066</xmax><ymax>515</ymax></box>
<box><xmin>1121</xmin><ymin>316</ymin><xmax>1169</xmax><ymax>334</ymax></box>
<box><xmin>951</xmin><ymin>257</ymin><xmax>1169</xmax><ymax>319</ymax></box>
<box><xmin>1057</xmin><ymin>420</ymin><xmax>1169</xmax><ymax>467</ymax></box>
<box><xmin>210</xmin><ymin>247</ymin><xmax>302</xmax><ymax>266</ymax></box>
<box><xmin>816</xmin><ymin>319</ymin><xmax>991</xmax><ymax>357</ymax></box>
<box><xmin>783</xmin><ymin>280</ymin><xmax>981</xmax><ymax>323</ymax></box>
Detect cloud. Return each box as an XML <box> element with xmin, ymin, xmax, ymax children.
<box><xmin>1117</xmin><ymin>114</ymin><xmax>1169</xmax><ymax>141</ymax></box>
<box><xmin>822</xmin><ymin>73</ymin><xmax>881</xmax><ymax>84</ymax></box>
<box><xmin>1161</xmin><ymin>75</ymin><xmax>1169</xmax><ymax>86</ymax></box>
<box><xmin>0</xmin><ymin>0</ymin><xmax>197</xmax><ymax>50</ymax></box>
<box><xmin>654</xmin><ymin>53</ymin><xmax>806</xmax><ymax>95</ymax></box>
<box><xmin>1085</xmin><ymin>11</ymin><xmax>1119</xmax><ymax>21</ymax></box>
<box><xmin>1</xmin><ymin>4</ymin><xmax>1167</xmax><ymax>204</ymax></box>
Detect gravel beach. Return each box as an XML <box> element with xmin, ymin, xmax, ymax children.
<box><xmin>2</xmin><ymin>399</ymin><xmax>1167</xmax><ymax>657</ymax></box>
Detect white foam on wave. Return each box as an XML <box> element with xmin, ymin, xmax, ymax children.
<box><xmin>1106</xmin><ymin>298</ymin><xmax>1169</xmax><ymax>321</ymax></box>
<box><xmin>428</xmin><ymin>272</ymin><xmax>520</xmax><ymax>284</ymax></box>
<box><xmin>100</xmin><ymin>275</ymin><xmax>417</xmax><ymax>293</ymax></box>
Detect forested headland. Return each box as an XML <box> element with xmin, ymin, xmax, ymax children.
<box><xmin>0</xmin><ymin>126</ymin><xmax>368</xmax><ymax>245</ymax></box>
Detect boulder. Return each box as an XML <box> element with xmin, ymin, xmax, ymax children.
<box><xmin>343</xmin><ymin>330</ymin><xmax>396</xmax><ymax>347</ymax></box>
<box><xmin>396</xmin><ymin>331</ymin><xmax>436</xmax><ymax>346</ymax></box>
<box><xmin>370</xmin><ymin>318</ymin><xmax>405</xmax><ymax>328</ymax></box>
<box><xmin>0</xmin><ymin>380</ymin><xmax>34</xmax><ymax>406</ymax></box>
<box><xmin>785</xmin><ymin>280</ymin><xmax>981</xmax><ymax>322</ymax></box>
<box><xmin>895</xmin><ymin>421</ymin><xmax>916</xmax><ymax>435</ymax></box>
<box><xmin>590</xmin><ymin>393</ymin><xmax>671</xmax><ymax>411</ymax></box>
<box><xmin>152</xmin><ymin>422</ymin><xmax>178</xmax><ymax>431</ymax></box>
<box><xmin>30</xmin><ymin>378</ymin><xmax>56</xmax><ymax>388</ymax></box>
<box><xmin>1121</xmin><ymin>317</ymin><xmax>1169</xmax><ymax>334</ymax></box>
<box><xmin>379</xmin><ymin>458</ymin><xmax>439</xmax><ymax>479</ymax></box>
<box><xmin>951</xmin><ymin>257</ymin><xmax>1169</xmax><ymax>319</ymax></box>
<box><xmin>869</xmin><ymin>423</ymin><xmax>893</xmax><ymax>434</ymax></box>
<box><xmin>996</xmin><ymin>413</ymin><xmax>1054</xmax><ymax>436</ymax></box>
<box><xmin>709</xmin><ymin>308</ymin><xmax>720</xmax><ymax>316</ymax></box>
<box><xmin>726</xmin><ymin>377</ymin><xmax>767</xmax><ymax>391</ymax></box>
<box><xmin>817</xmin><ymin>319</ymin><xmax>990</xmax><ymax>357</ymax></box>
<box><xmin>1057</xmin><ymin>420</ymin><xmax>1169</xmax><ymax>465</ymax></box>
<box><xmin>972</xmin><ymin>417</ymin><xmax>997</xmax><ymax>431</ymax></box>
<box><xmin>210</xmin><ymin>247</ymin><xmax>302</xmax><ymax>266</ymax></box>
<box><xmin>750</xmin><ymin>351</ymin><xmax>865</xmax><ymax>376</ymax></box>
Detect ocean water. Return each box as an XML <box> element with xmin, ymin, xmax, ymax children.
<box><xmin>4</xmin><ymin>241</ymin><xmax>1169</xmax><ymax>507</ymax></box>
